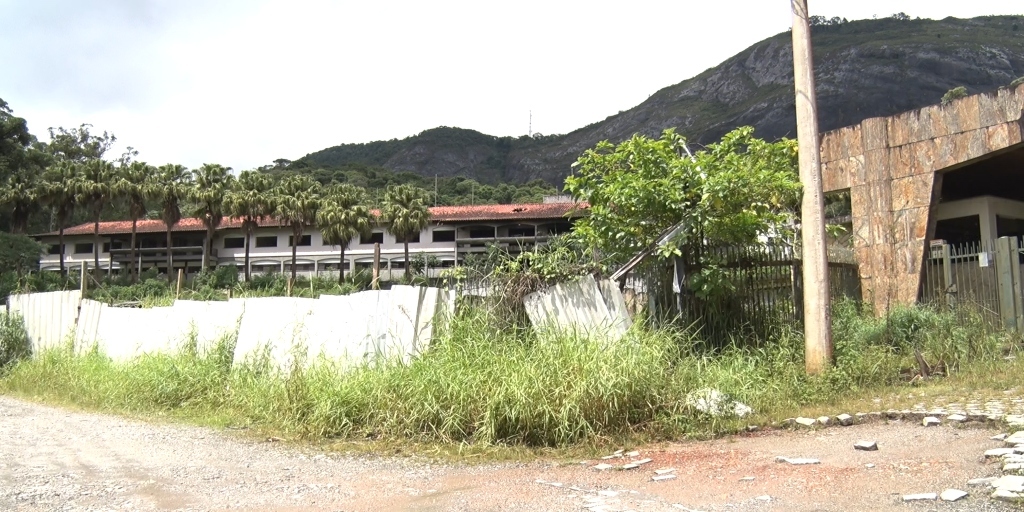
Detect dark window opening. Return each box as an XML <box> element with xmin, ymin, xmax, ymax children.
<box><xmin>48</xmin><ymin>244</ymin><xmax>63</xmax><ymax>255</ymax></box>
<box><xmin>102</xmin><ymin>243</ymin><xmax>111</xmax><ymax>253</ymax></box>
<box><xmin>996</xmin><ymin>216</ymin><xmax>1024</xmax><ymax>239</ymax></box>
<box><xmin>255</xmin><ymin>236</ymin><xmax>278</xmax><ymax>248</ymax></box>
<box><xmin>284</xmin><ymin>263</ymin><xmax>314</xmax><ymax>271</ymax></box>
<box><xmin>74</xmin><ymin>243</ymin><xmax>93</xmax><ymax>254</ymax></box>
<box><xmin>934</xmin><ymin>215</ymin><xmax>981</xmax><ymax>246</ymax></box>
<box><xmin>224</xmin><ymin>237</ymin><xmax>245</xmax><ymax>249</ymax></box>
<box><xmin>438</xmin><ymin>259</ymin><xmax>456</xmax><ymax>268</ymax></box>
<box><xmin>289</xmin><ymin>235</ymin><xmax>312</xmax><ymax>247</ymax></box>
<box><xmin>354</xmin><ymin>261</ymin><xmax>374</xmax><ymax>269</ymax></box>
<box><xmin>468</xmin><ymin>227</ymin><xmax>494</xmax><ymax>239</ymax></box>
<box><xmin>395</xmin><ymin>232</ymin><xmax>420</xmax><ymax>243</ymax></box>
<box><xmin>546</xmin><ymin>222</ymin><xmax>573</xmax><ymax>235</ymax></box>
<box><xmin>390</xmin><ymin>260</ymin><xmax>406</xmax><ymax>269</ymax></box>
<box><xmin>507</xmin><ymin>226</ymin><xmax>536</xmax><ymax>237</ymax></box>
<box><xmin>360</xmin><ymin>232</ymin><xmax>384</xmax><ymax>244</ymax></box>
<box><xmin>432</xmin><ymin>230</ymin><xmax>455</xmax><ymax>242</ymax></box>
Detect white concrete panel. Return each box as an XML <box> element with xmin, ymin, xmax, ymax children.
<box><xmin>7</xmin><ymin>290</ymin><xmax>82</xmax><ymax>354</ymax></box>
<box><xmin>94</xmin><ymin>306</ymin><xmax>179</xmax><ymax>361</ymax></box>
<box><xmin>74</xmin><ymin>299</ymin><xmax>104</xmax><ymax>354</ymax></box>
<box><xmin>524</xmin><ymin>275</ymin><xmax>631</xmax><ymax>341</ymax></box>
<box><xmin>231</xmin><ymin>297</ymin><xmax>317</xmax><ymax>372</ymax></box>
<box><xmin>170</xmin><ymin>300</ymin><xmax>245</xmax><ymax>353</ymax></box>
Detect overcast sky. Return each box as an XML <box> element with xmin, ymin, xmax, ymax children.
<box><xmin>1</xmin><ymin>1</ymin><xmax>1021</xmax><ymax>171</ymax></box>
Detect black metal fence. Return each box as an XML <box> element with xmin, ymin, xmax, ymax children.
<box><xmin>627</xmin><ymin>244</ymin><xmax>861</xmax><ymax>345</ymax></box>
<box><xmin>920</xmin><ymin>239</ymin><xmax>1012</xmax><ymax>331</ymax></box>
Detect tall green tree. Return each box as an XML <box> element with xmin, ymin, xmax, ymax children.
<box><xmin>73</xmin><ymin>159</ymin><xmax>117</xmax><ymax>280</ymax></box>
<box><xmin>154</xmin><ymin>164</ymin><xmax>192</xmax><ymax>279</ymax></box>
<box><xmin>317</xmin><ymin>183</ymin><xmax>372</xmax><ymax>284</ymax></box>
<box><xmin>45</xmin><ymin>124</ymin><xmax>115</xmax><ymax>163</ymax></box>
<box><xmin>118</xmin><ymin>161</ymin><xmax>157</xmax><ymax>282</ymax></box>
<box><xmin>38</xmin><ymin>161</ymin><xmax>80</xmax><ymax>275</ymax></box>
<box><xmin>381</xmin><ymin>184</ymin><xmax>430</xmax><ymax>280</ymax></box>
<box><xmin>274</xmin><ymin>174</ymin><xmax>321</xmax><ymax>283</ymax></box>
<box><xmin>190</xmin><ymin>163</ymin><xmax>234</xmax><ymax>269</ymax></box>
<box><xmin>565</xmin><ymin>126</ymin><xmax>802</xmax><ymax>298</ymax></box>
<box><xmin>0</xmin><ymin>167</ymin><xmax>41</xmax><ymax>235</ymax></box>
<box><xmin>225</xmin><ymin>170</ymin><xmax>275</xmax><ymax>282</ymax></box>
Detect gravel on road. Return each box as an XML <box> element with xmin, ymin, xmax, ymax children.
<box><xmin>0</xmin><ymin>396</ymin><xmax>1019</xmax><ymax>511</ymax></box>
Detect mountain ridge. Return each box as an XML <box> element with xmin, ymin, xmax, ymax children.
<box><xmin>293</xmin><ymin>15</ymin><xmax>1024</xmax><ymax>185</ymax></box>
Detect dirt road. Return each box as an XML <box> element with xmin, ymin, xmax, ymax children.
<box><xmin>0</xmin><ymin>396</ymin><xmax>1017</xmax><ymax>511</ymax></box>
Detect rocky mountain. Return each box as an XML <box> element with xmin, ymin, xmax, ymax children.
<box><xmin>294</xmin><ymin>15</ymin><xmax>1024</xmax><ymax>185</ymax></box>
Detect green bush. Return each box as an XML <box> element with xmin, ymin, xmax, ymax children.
<box><xmin>0</xmin><ymin>313</ymin><xmax>30</xmax><ymax>372</ymax></box>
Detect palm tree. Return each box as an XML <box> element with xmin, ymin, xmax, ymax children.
<box><xmin>317</xmin><ymin>183</ymin><xmax>371</xmax><ymax>285</ymax></box>
<box><xmin>190</xmin><ymin>163</ymin><xmax>234</xmax><ymax>270</ymax></box>
<box><xmin>0</xmin><ymin>167</ymin><xmax>41</xmax><ymax>235</ymax></box>
<box><xmin>224</xmin><ymin>170</ymin><xmax>274</xmax><ymax>282</ymax></box>
<box><xmin>73</xmin><ymin>159</ymin><xmax>116</xmax><ymax>280</ymax></box>
<box><xmin>274</xmin><ymin>174</ymin><xmax>321</xmax><ymax>283</ymax></box>
<box><xmin>118</xmin><ymin>161</ymin><xmax>157</xmax><ymax>283</ymax></box>
<box><xmin>38</xmin><ymin>161</ymin><xmax>80</xmax><ymax>276</ymax></box>
<box><xmin>154</xmin><ymin>164</ymin><xmax>191</xmax><ymax>280</ymax></box>
<box><xmin>381</xmin><ymin>184</ymin><xmax>430</xmax><ymax>280</ymax></box>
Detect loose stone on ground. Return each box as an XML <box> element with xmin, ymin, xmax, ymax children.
<box><xmin>854</xmin><ymin>440</ymin><xmax>878</xmax><ymax>451</ymax></box>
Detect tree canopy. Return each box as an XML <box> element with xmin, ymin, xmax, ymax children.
<box><xmin>565</xmin><ymin>126</ymin><xmax>802</xmax><ymax>266</ymax></box>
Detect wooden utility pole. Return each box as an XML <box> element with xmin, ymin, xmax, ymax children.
<box><xmin>791</xmin><ymin>0</ymin><xmax>833</xmax><ymax>374</ymax></box>
<box><xmin>372</xmin><ymin>242</ymin><xmax>381</xmax><ymax>290</ymax></box>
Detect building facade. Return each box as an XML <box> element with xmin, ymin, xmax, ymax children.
<box><xmin>35</xmin><ymin>200</ymin><xmax>583</xmax><ymax>280</ymax></box>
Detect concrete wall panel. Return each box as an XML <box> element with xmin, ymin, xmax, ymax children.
<box><xmin>524</xmin><ymin>275</ymin><xmax>631</xmax><ymax>341</ymax></box>
<box><xmin>7</xmin><ymin>290</ymin><xmax>81</xmax><ymax>354</ymax></box>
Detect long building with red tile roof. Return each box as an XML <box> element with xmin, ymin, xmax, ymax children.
<box><xmin>35</xmin><ymin>199</ymin><xmax>588</xmax><ymax>279</ymax></box>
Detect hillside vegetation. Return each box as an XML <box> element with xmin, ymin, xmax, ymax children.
<box><xmin>295</xmin><ymin>15</ymin><xmax>1024</xmax><ymax>184</ymax></box>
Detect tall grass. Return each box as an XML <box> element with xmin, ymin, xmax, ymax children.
<box><xmin>0</xmin><ymin>301</ymin><xmax>1016</xmax><ymax>447</ymax></box>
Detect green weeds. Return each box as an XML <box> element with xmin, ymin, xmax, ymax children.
<box><xmin>0</xmin><ymin>301</ymin><xmax>1018</xmax><ymax>450</ymax></box>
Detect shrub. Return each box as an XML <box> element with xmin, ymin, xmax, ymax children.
<box><xmin>0</xmin><ymin>313</ymin><xmax>30</xmax><ymax>372</ymax></box>
<box><xmin>941</xmin><ymin>86</ymin><xmax>968</xmax><ymax>105</ymax></box>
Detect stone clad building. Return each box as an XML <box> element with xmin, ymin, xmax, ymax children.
<box><xmin>820</xmin><ymin>83</ymin><xmax>1024</xmax><ymax>312</ymax></box>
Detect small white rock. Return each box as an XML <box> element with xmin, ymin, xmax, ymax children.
<box><xmin>902</xmin><ymin>493</ymin><xmax>937</xmax><ymax>501</ymax></box>
<box><xmin>985</xmin><ymin>448</ymin><xmax>1016</xmax><ymax>458</ymax></box>
<box><xmin>739</xmin><ymin>476</ymin><xmax>755</xmax><ymax>481</ymax></box>
<box><xmin>967</xmin><ymin>477</ymin><xmax>997</xmax><ymax>486</ymax></box>
<box><xmin>755</xmin><ymin>495</ymin><xmax>771</xmax><ymax>501</ymax></box>
<box><xmin>836</xmin><ymin>413</ymin><xmax>854</xmax><ymax>426</ymax></box>
<box><xmin>993</xmin><ymin>433</ymin><xmax>1008</xmax><ymax>441</ymax></box>
<box><xmin>593</xmin><ymin>463</ymin><xmax>613</xmax><ymax>470</ymax></box>
<box><xmin>795</xmin><ymin>417</ymin><xmax>816</xmax><ymax>427</ymax></box>
<box><xmin>991</xmin><ymin>489</ymin><xmax>1023</xmax><ymax>502</ymax></box>
<box><xmin>865</xmin><ymin>463</ymin><xmax>875</xmax><ymax>468</ymax></box>
<box><xmin>854</xmin><ymin>440</ymin><xmax>878</xmax><ymax>451</ymax></box>
<box><xmin>939</xmin><ymin>489</ymin><xmax>968</xmax><ymax>502</ymax></box>
<box><xmin>625</xmin><ymin>450</ymin><xmax>640</xmax><ymax>457</ymax></box>
<box><xmin>922</xmin><ymin>416</ymin><xmax>941</xmax><ymax>427</ymax></box>
<box><xmin>775</xmin><ymin>456</ymin><xmax>820</xmax><ymax>465</ymax></box>
<box><xmin>652</xmin><ymin>474</ymin><xmax>677</xmax><ymax>482</ymax></box>
<box><xmin>654</xmin><ymin>468</ymin><xmax>676</xmax><ymax>475</ymax></box>
<box><xmin>947</xmin><ymin>414</ymin><xmax>967</xmax><ymax>422</ymax></box>
<box><xmin>816</xmin><ymin>416</ymin><xmax>831</xmax><ymax>426</ymax></box>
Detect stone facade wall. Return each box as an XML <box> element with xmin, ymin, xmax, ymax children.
<box><xmin>820</xmin><ymin>84</ymin><xmax>1024</xmax><ymax>313</ymax></box>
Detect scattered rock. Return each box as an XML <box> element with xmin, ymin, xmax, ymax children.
<box><xmin>654</xmin><ymin>468</ymin><xmax>676</xmax><ymax>475</ymax></box>
<box><xmin>854</xmin><ymin>440</ymin><xmax>878</xmax><ymax>451</ymax></box>
<box><xmin>985</xmin><ymin>448</ymin><xmax>1016</xmax><ymax>458</ymax></box>
<box><xmin>816</xmin><ymin>416</ymin><xmax>831</xmax><ymax>426</ymax></box>
<box><xmin>593</xmin><ymin>463</ymin><xmax>613</xmax><ymax>470</ymax></box>
<box><xmin>775</xmin><ymin>456</ymin><xmax>820</xmax><ymax>465</ymax></box>
<box><xmin>947</xmin><ymin>414</ymin><xmax>968</xmax><ymax>422</ymax></box>
<box><xmin>795</xmin><ymin>417</ymin><xmax>816</xmax><ymax>427</ymax></box>
<box><xmin>622</xmin><ymin>459</ymin><xmax>652</xmax><ymax>470</ymax></box>
<box><xmin>991</xmin><ymin>489</ymin><xmax>1023</xmax><ymax>503</ymax></box>
<box><xmin>755</xmin><ymin>495</ymin><xmax>771</xmax><ymax>501</ymax></box>
<box><xmin>865</xmin><ymin>463</ymin><xmax>875</xmax><ymax>468</ymax></box>
<box><xmin>613</xmin><ymin>449</ymin><xmax>624</xmax><ymax>455</ymax></box>
<box><xmin>625</xmin><ymin>451</ymin><xmax>640</xmax><ymax>457</ymax></box>
<box><xmin>939</xmin><ymin>489</ymin><xmax>968</xmax><ymax>502</ymax></box>
<box><xmin>991</xmin><ymin>475</ymin><xmax>1024</xmax><ymax>493</ymax></box>
<box><xmin>597</xmin><ymin>490</ymin><xmax>618</xmax><ymax>497</ymax></box>
<box><xmin>922</xmin><ymin>416</ymin><xmax>941</xmax><ymax>427</ymax></box>
<box><xmin>746</xmin><ymin>425</ymin><xmax>760</xmax><ymax>432</ymax></box>
<box><xmin>992</xmin><ymin>434</ymin><xmax>1008</xmax><ymax>441</ymax></box>
<box><xmin>652</xmin><ymin>474</ymin><xmax>677</xmax><ymax>482</ymax></box>
<box><xmin>902</xmin><ymin>493</ymin><xmax>937</xmax><ymax>501</ymax></box>
<box><xmin>1006</xmin><ymin>431</ymin><xmax>1024</xmax><ymax>446</ymax></box>
<box><xmin>685</xmin><ymin>388</ymin><xmax>752</xmax><ymax>418</ymax></box>
<box><xmin>836</xmin><ymin>414</ymin><xmax>854</xmax><ymax>426</ymax></box>
<box><xmin>967</xmin><ymin>477</ymin><xmax>997</xmax><ymax>487</ymax></box>
<box><xmin>1003</xmin><ymin>462</ymin><xmax>1023</xmax><ymax>474</ymax></box>
<box><xmin>739</xmin><ymin>476</ymin><xmax>756</xmax><ymax>482</ymax></box>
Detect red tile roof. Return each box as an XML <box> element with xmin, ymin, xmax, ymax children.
<box><xmin>40</xmin><ymin>202</ymin><xmax>588</xmax><ymax>237</ymax></box>
<box><xmin>430</xmin><ymin>202</ymin><xmax>587</xmax><ymax>223</ymax></box>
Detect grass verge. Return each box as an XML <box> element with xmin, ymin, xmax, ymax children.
<box><xmin>0</xmin><ymin>301</ymin><xmax>1020</xmax><ymax>458</ymax></box>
